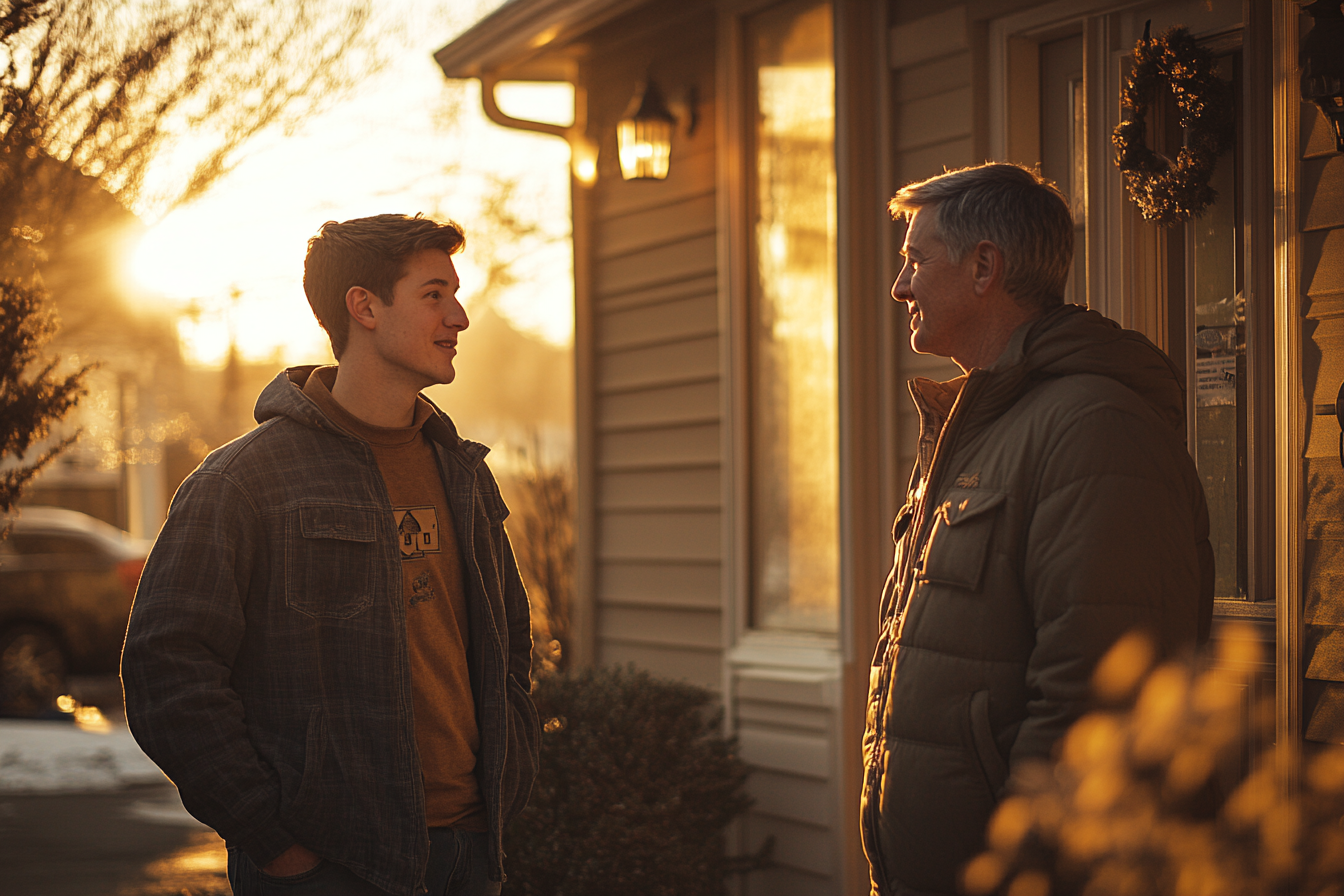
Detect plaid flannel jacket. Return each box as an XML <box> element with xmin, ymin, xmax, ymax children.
<box><xmin>122</xmin><ymin>367</ymin><xmax>539</xmax><ymax>896</ymax></box>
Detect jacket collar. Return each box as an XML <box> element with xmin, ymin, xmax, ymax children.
<box><xmin>254</xmin><ymin>366</ymin><xmax>490</xmax><ymax>470</ymax></box>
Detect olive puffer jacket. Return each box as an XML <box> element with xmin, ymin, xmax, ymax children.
<box><xmin>861</xmin><ymin>305</ymin><xmax>1214</xmax><ymax>896</ymax></box>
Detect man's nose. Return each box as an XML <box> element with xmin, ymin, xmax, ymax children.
<box><xmin>447</xmin><ymin>300</ymin><xmax>469</xmax><ymax>330</ymax></box>
<box><xmin>892</xmin><ymin>269</ymin><xmax>911</xmax><ymax>301</ymax></box>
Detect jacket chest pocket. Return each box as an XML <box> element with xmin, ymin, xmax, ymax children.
<box><xmin>285</xmin><ymin>505</ymin><xmax>379</xmax><ymax>618</ymax></box>
<box><xmin>918</xmin><ymin>488</ymin><xmax>1006</xmax><ymax>591</ymax></box>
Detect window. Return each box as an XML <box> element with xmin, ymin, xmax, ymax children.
<box><xmin>744</xmin><ymin>0</ymin><xmax>839</xmax><ymax>633</ymax></box>
<box><xmin>1156</xmin><ymin>48</ymin><xmax>1252</xmax><ymax>602</ymax></box>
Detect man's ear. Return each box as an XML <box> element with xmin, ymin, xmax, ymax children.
<box><xmin>346</xmin><ymin>286</ymin><xmax>378</xmax><ymax>333</ymax></box>
<box><xmin>971</xmin><ymin>241</ymin><xmax>1005</xmax><ymax>296</ymax></box>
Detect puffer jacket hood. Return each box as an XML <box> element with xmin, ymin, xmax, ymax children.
<box><xmin>981</xmin><ymin>303</ymin><xmax>1187</xmax><ymax>437</ymax></box>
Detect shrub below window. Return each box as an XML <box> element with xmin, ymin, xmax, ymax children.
<box><xmin>505</xmin><ymin>665</ymin><xmax>758</xmax><ymax>896</ymax></box>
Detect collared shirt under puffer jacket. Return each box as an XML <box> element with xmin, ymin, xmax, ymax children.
<box><xmin>861</xmin><ymin>305</ymin><xmax>1214</xmax><ymax>896</ymax></box>
<box><xmin>122</xmin><ymin>367</ymin><xmax>540</xmax><ymax>896</ymax></box>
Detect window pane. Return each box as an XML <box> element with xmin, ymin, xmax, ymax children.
<box><xmin>1189</xmin><ymin>53</ymin><xmax>1246</xmax><ymax>600</ymax></box>
<box><xmin>746</xmin><ymin>0</ymin><xmax>838</xmax><ymax>632</ymax></box>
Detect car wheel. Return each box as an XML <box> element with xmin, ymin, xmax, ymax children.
<box><xmin>0</xmin><ymin>624</ymin><xmax>68</xmax><ymax>717</ymax></box>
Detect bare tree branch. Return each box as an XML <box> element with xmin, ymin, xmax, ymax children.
<box><xmin>0</xmin><ymin>0</ymin><xmax>378</xmax><ymax>268</ymax></box>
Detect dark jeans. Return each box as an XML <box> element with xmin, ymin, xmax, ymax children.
<box><xmin>227</xmin><ymin>829</ymin><xmax>498</xmax><ymax>896</ymax></box>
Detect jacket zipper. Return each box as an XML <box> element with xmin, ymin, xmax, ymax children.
<box><xmin>864</xmin><ymin>373</ymin><xmax>985</xmax><ymax>895</ymax></box>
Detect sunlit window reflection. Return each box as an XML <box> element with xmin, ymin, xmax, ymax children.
<box><xmin>747</xmin><ymin>0</ymin><xmax>838</xmax><ymax>633</ymax></box>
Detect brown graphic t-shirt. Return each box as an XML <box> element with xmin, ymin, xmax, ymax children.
<box><xmin>303</xmin><ymin>367</ymin><xmax>485</xmax><ymax>830</ymax></box>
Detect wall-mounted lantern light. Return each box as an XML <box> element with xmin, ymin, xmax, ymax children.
<box><xmin>617</xmin><ymin>79</ymin><xmax>676</xmax><ymax>180</ymax></box>
<box><xmin>1302</xmin><ymin>0</ymin><xmax>1344</xmax><ymax>154</ymax></box>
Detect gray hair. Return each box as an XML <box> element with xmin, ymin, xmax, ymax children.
<box><xmin>889</xmin><ymin>163</ymin><xmax>1074</xmax><ymax>309</ymax></box>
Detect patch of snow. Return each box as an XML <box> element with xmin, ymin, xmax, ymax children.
<box><xmin>0</xmin><ymin>719</ymin><xmax>165</xmax><ymax>793</ymax></box>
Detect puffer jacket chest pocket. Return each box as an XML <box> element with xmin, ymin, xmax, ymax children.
<box><xmin>285</xmin><ymin>504</ymin><xmax>380</xmax><ymax>618</ymax></box>
<box><xmin>918</xmin><ymin>488</ymin><xmax>1007</xmax><ymax>591</ymax></box>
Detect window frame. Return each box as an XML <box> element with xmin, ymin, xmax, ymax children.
<box><xmin>719</xmin><ymin>0</ymin><xmax>846</xmax><ymax>657</ymax></box>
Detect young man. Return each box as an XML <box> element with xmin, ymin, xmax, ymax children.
<box><xmin>122</xmin><ymin>214</ymin><xmax>539</xmax><ymax>896</ymax></box>
<box><xmin>861</xmin><ymin>165</ymin><xmax>1213</xmax><ymax>895</ymax></box>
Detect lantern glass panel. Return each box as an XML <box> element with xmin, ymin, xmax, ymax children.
<box><xmin>618</xmin><ymin>115</ymin><xmax>672</xmax><ymax>179</ymax></box>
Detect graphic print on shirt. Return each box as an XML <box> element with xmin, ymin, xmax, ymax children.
<box><xmin>410</xmin><ymin>571</ymin><xmax>435</xmax><ymax>605</ymax></box>
<box><xmin>396</xmin><ymin>506</ymin><xmax>441</xmax><ymax>560</ymax></box>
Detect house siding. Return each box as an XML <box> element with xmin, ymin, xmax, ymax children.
<box><xmin>1300</xmin><ymin>96</ymin><xmax>1344</xmax><ymax>744</ymax></box>
<box><xmin>577</xmin><ymin>6</ymin><xmax>726</xmax><ymax>702</ymax></box>
<box><xmin>734</xmin><ymin>663</ymin><xmax>845</xmax><ymax>895</ymax></box>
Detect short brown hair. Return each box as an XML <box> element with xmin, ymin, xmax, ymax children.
<box><xmin>889</xmin><ymin>163</ymin><xmax>1073</xmax><ymax>309</ymax></box>
<box><xmin>303</xmin><ymin>213</ymin><xmax>465</xmax><ymax>358</ymax></box>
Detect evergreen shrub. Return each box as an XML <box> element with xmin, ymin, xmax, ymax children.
<box><xmin>506</xmin><ymin>665</ymin><xmax>755</xmax><ymax>896</ymax></box>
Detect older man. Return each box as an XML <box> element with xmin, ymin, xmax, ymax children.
<box><xmin>860</xmin><ymin>163</ymin><xmax>1213</xmax><ymax>895</ymax></box>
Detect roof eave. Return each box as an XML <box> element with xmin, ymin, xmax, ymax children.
<box><xmin>434</xmin><ymin>0</ymin><xmax>651</xmax><ymax>80</ymax></box>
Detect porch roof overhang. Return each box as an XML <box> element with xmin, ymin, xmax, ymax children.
<box><xmin>434</xmin><ymin>0</ymin><xmax>652</xmax><ymax>81</ymax></box>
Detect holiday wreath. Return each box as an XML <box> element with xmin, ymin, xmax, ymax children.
<box><xmin>1111</xmin><ymin>23</ymin><xmax>1235</xmax><ymax>226</ymax></box>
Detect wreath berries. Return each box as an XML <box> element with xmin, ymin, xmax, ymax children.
<box><xmin>1112</xmin><ymin>23</ymin><xmax>1235</xmax><ymax>226</ymax></box>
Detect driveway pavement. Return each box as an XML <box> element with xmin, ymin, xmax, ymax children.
<box><xmin>0</xmin><ymin>783</ymin><xmax>229</xmax><ymax>896</ymax></box>
<box><xmin>0</xmin><ymin>677</ymin><xmax>229</xmax><ymax>895</ymax></box>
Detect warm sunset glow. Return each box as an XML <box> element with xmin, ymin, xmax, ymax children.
<box><xmin>126</xmin><ymin>72</ymin><xmax>574</xmax><ymax>369</ymax></box>
<box><xmin>748</xmin><ymin>1</ymin><xmax>838</xmax><ymax>633</ymax></box>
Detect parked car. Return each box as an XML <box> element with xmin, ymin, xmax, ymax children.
<box><xmin>0</xmin><ymin>506</ymin><xmax>151</xmax><ymax>716</ymax></box>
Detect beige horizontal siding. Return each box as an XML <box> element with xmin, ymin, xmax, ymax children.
<box><xmin>599</xmin><ymin>641</ymin><xmax>720</xmax><ymax>690</ymax></box>
<box><xmin>598</xmin><ymin>291</ymin><xmax>718</xmax><ymax>351</ymax></box>
<box><xmin>598</xmin><ymin>467</ymin><xmax>720</xmax><ymax>510</ymax></box>
<box><xmin>597</xmin><ymin>560</ymin><xmax>721</xmax><ymax>608</ymax></box>
<box><xmin>1306</xmin><ymin>537</ymin><xmax>1344</xmax><ymax>624</ymax></box>
<box><xmin>1306</xmin><ymin>101</ymin><xmax>1341</xmax><ymax>158</ymax></box>
<box><xmin>595</xmin><ymin>273</ymin><xmax>719</xmax><ymax>314</ymax></box>
<box><xmin>599</xmin><ymin>380</ymin><xmax>719</xmax><ymax>430</ymax></box>
<box><xmin>598</xmin><ymin>509</ymin><xmax>720</xmax><ymax>561</ymax></box>
<box><xmin>595</xmin><ymin>233</ymin><xmax>717</xmax><ymax>297</ymax></box>
<box><xmin>745</xmin><ymin>815</ymin><xmax>836</xmax><ymax>879</ymax></box>
<box><xmin>888</xmin><ymin>5</ymin><xmax>967</xmax><ymax>69</ymax></box>
<box><xmin>737</xmin><ymin>726</ymin><xmax>831</xmax><ymax>779</ymax></box>
<box><xmin>1306</xmin><ymin>626</ymin><xmax>1344</xmax><ymax>682</ymax></box>
<box><xmin>895</xmin><ymin>51</ymin><xmax>971</xmax><ymax>101</ymax></box>
<box><xmin>897</xmin><ymin>136</ymin><xmax>975</xmax><ymax>184</ymax></box>
<box><xmin>598</xmin><ymin>423</ymin><xmax>720</xmax><ymax>469</ymax></box>
<box><xmin>747</xmin><ymin>769</ymin><xmax>836</xmax><ymax>828</ymax></box>
<box><xmin>895</xmin><ymin>85</ymin><xmax>974</xmax><ymax>152</ymax></box>
<box><xmin>736</xmin><ymin>699</ymin><xmax>833</xmax><ymax>732</ymax></box>
<box><xmin>1303</xmin><ymin>156</ymin><xmax>1344</xmax><ymax>231</ymax></box>
<box><xmin>599</xmin><ymin>605</ymin><xmax>721</xmax><ymax>649</ymax></box>
<box><xmin>1305</xmin><ymin>228</ymin><xmax>1344</xmax><ymax>298</ymax></box>
<box><xmin>596</xmin><ymin>193</ymin><xmax>717</xmax><ymax>260</ymax></box>
<box><xmin>600</xmin><ymin>335</ymin><xmax>719</xmax><ymax>392</ymax></box>
<box><xmin>736</xmin><ymin>672</ymin><xmax>837</xmax><ymax>708</ymax></box>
